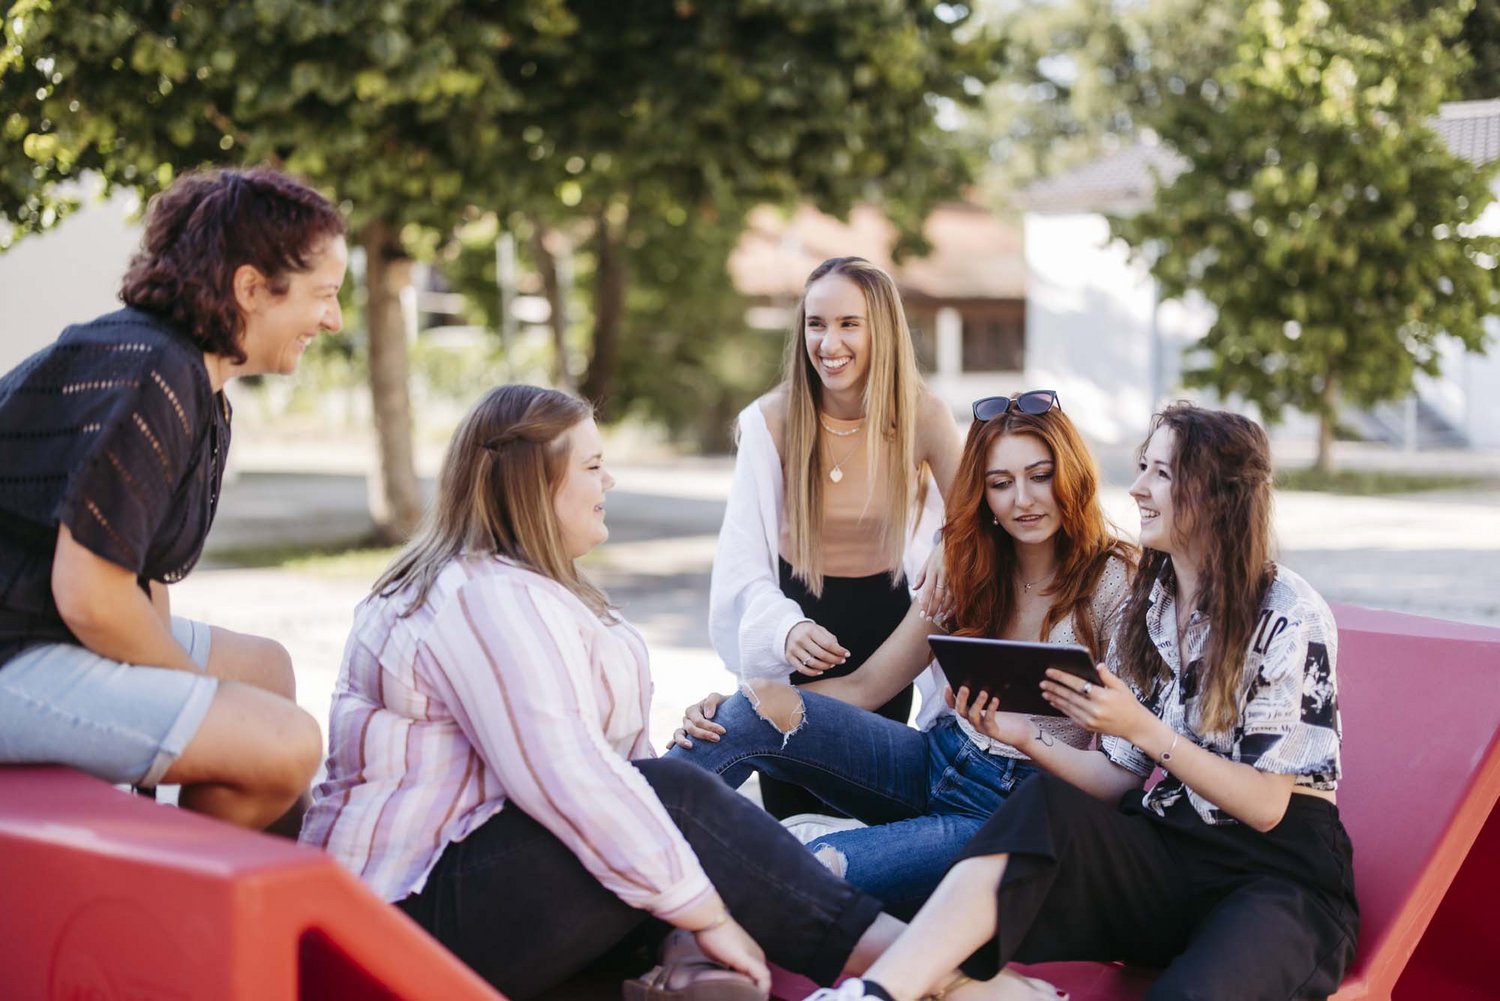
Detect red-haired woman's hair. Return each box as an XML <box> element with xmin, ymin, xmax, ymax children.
<box><xmin>1115</xmin><ymin>403</ymin><xmax>1276</xmax><ymax>735</ymax></box>
<box><xmin>942</xmin><ymin>406</ymin><xmax>1134</xmax><ymax>658</ymax></box>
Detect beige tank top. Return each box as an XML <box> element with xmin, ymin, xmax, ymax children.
<box><xmin>779</xmin><ymin>412</ymin><xmax>901</xmax><ymax>579</ymax></box>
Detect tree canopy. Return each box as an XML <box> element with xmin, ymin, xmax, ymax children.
<box><xmin>3</xmin><ymin>0</ymin><xmax>997</xmax><ymax>534</ymax></box>
<box><xmin>974</xmin><ymin>0</ymin><xmax>1499</xmax><ymax>197</ymax></box>
<box><xmin>1113</xmin><ymin>0</ymin><xmax>1500</xmax><ymax>470</ymax></box>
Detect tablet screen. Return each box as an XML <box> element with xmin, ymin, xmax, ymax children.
<box><xmin>927</xmin><ymin>636</ymin><xmax>1101</xmax><ymax>717</ymax></box>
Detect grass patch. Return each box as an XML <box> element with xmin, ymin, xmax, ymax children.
<box><xmin>208</xmin><ymin>535</ymin><xmax>400</xmax><ymax>579</ymax></box>
<box><xmin>1274</xmin><ymin>467</ymin><xmax>1489</xmax><ymax>495</ymax></box>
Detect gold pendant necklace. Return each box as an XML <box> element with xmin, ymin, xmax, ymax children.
<box><xmin>827</xmin><ymin>438</ymin><xmax>859</xmax><ymax>483</ymax></box>
<box><xmin>821</xmin><ymin>417</ymin><xmax>863</xmax><ymax>483</ymax></box>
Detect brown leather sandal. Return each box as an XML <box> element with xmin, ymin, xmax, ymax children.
<box><xmin>622</xmin><ymin>930</ymin><xmax>768</xmax><ymax>1001</ymax></box>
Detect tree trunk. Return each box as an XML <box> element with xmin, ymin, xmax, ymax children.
<box><xmin>579</xmin><ymin>202</ymin><xmax>629</xmax><ymax>413</ymax></box>
<box><xmin>530</xmin><ymin>218</ymin><xmax>574</xmax><ymax>392</ymax></box>
<box><xmin>362</xmin><ymin>220</ymin><xmax>424</xmax><ymax>544</ymax></box>
<box><xmin>1315</xmin><ymin>370</ymin><xmax>1339</xmax><ymax>475</ymax></box>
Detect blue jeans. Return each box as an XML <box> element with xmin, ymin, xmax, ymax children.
<box><xmin>666</xmin><ymin>689</ymin><xmax>1035</xmax><ymax>916</ymax></box>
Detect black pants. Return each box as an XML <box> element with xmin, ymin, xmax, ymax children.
<box><xmin>397</xmin><ymin>757</ymin><xmax>885</xmax><ymax>1000</ymax></box>
<box><xmin>954</xmin><ymin>773</ymin><xmax>1360</xmax><ymax>1001</ymax></box>
<box><xmin>764</xmin><ymin>558</ymin><xmax>913</xmax><ymax>819</ymax></box>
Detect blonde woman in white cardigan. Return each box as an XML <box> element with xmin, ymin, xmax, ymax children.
<box><xmin>709</xmin><ymin>257</ymin><xmax>961</xmax><ymax>817</ymax></box>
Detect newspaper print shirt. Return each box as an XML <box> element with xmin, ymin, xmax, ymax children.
<box><xmin>1100</xmin><ymin>562</ymin><xmax>1342</xmax><ymax>826</ymax></box>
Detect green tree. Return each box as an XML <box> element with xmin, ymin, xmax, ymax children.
<box><xmin>2</xmin><ymin>0</ymin><xmax>576</xmax><ymax>540</ymax></box>
<box><xmin>1114</xmin><ymin>0</ymin><xmax>1500</xmax><ymax>472</ymax></box>
<box><xmin>1422</xmin><ymin>0</ymin><xmax>1500</xmax><ymax>98</ymax></box>
<box><xmin>439</xmin><ymin>209</ymin><xmax>781</xmax><ymax>450</ymax></box>
<box><xmin>3</xmin><ymin>1</ymin><xmax>995</xmax><ymax>536</ymax></box>
<box><xmin>972</xmin><ymin>0</ymin><xmax>1238</xmax><ymax>197</ymax></box>
<box><xmin>973</xmin><ymin>0</ymin><xmax>1495</xmax><ymax>202</ymax></box>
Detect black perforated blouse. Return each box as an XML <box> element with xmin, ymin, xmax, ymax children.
<box><xmin>0</xmin><ymin>308</ymin><xmax>231</xmax><ymax>664</ymax></box>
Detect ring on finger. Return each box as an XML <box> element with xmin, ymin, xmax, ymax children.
<box><xmin>1081</xmin><ymin>680</ymin><xmax>1094</xmax><ymax>697</ymax></box>
<box><xmin>802</xmin><ymin>656</ymin><xmax>811</xmax><ymax>666</ymax></box>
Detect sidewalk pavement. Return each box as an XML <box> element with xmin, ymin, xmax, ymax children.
<box><xmin>174</xmin><ymin>441</ymin><xmax>1500</xmax><ymax>755</ymax></box>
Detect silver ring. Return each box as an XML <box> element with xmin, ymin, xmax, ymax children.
<box><xmin>802</xmin><ymin>657</ymin><xmax>811</xmax><ymax>666</ymax></box>
<box><xmin>1081</xmin><ymin>681</ymin><xmax>1094</xmax><ymax>697</ymax></box>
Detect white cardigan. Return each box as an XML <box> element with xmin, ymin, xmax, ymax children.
<box><xmin>708</xmin><ymin>400</ymin><xmax>947</xmax><ymax>728</ymax></box>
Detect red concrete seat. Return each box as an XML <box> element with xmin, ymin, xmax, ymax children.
<box><xmin>772</xmin><ymin>603</ymin><xmax>1500</xmax><ymax>1001</ymax></box>
<box><xmin>0</xmin><ymin>765</ymin><xmax>501</xmax><ymax>1000</ymax></box>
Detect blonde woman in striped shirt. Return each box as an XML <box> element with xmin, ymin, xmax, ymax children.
<box><xmin>300</xmin><ymin>385</ymin><xmax>910</xmax><ymax>1001</ymax></box>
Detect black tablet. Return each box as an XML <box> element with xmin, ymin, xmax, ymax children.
<box><xmin>927</xmin><ymin>636</ymin><xmax>1102</xmax><ymax>717</ymax></box>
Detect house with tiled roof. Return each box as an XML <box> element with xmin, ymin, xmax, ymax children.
<box><xmin>1021</xmin><ymin>98</ymin><xmax>1500</xmax><ymax>447</ymax></box>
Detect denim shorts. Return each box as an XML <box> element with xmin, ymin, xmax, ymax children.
<box><xmin>0</xmin><ymin>617</ymin><xmax>217</xmax><ymax>786</ymax></box>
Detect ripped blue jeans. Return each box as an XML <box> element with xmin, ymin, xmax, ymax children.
<box><xmin>665</xmin><ymin>688</ymin><xmax>1034</xmax><ymax>917</ymax></box>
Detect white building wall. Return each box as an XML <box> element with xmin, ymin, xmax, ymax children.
<box><xmin>1024</xmin><ymin>200</ymin><xmax>1500</xmax><ymax>447</ymax></box>
<box><xmin>1022</xmin><ymin>212</ymin><xmax>1213</xmax><ymax>444</ymax></box>
<box><xmin>0</xmin><ymin>187</ymin><xmax>141</xmax><ymax>374</ymax></box>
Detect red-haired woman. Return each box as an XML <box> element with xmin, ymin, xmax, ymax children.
<box><xmin>829</xmin><ymin>404</ymin><xmax>1357</xmax><ymax>1001</ymax></box>
<box><xmin>0</xmin><ymin>167</ymin><xmax>343</xmax><ymax>831</ymax></box>
<box><xmin>670</xmin><ymin>392</ymin><xmax>1134</xmax><ymax>916</ymax></box>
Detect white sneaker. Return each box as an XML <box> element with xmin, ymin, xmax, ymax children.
<box><xmin>802</xmin><ymin>978</ymin><xmax>879</xmax><ymax>1001</ymax></box>
<box><xmin>780</xmin><ymin>812</ymin><xmax>868</xmax><ymax>845</ymax></box>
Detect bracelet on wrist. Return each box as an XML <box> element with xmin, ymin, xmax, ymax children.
<box><xmin>1158</xmin><ymin>733</ymin><xmax>1181</xmax><ymax>769</ymax></box>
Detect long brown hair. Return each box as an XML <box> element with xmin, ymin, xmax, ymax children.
<box><xmin>781</xmin><ymin>257</ymin><xmax>923</xmax><ymax>596</ymax></box>
<box><xmin>1115</xmin><ymin>403</ymin><xmax>1276</xmax><ymax>735</ymax></box>
<box><xmin>373</xmin><ymin>385</ymin><xmax>612</xmax><ymax>618</ymax></box>
<box><xmin>942</xmin><ymin>406</ymin><xmax>1134</xmax><ymax>658</ymax></box>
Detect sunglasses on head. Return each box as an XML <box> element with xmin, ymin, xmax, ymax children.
<box><xmin>972</xmin><ymin>390</ymin><xmax>1060</xmax><ymax>423</ymax></box>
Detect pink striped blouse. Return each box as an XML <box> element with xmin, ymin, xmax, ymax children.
<box><xmin>300</xmin><ymin>556</ymin><xmax>716</xmax><ymax>922</ymax></box>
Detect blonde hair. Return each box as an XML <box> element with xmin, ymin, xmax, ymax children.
<box><xmin>372</xmin><ymin>384</ymin><xmax>612</xmax><ymax>618</ymax></box>
<box><xmin>782</xmin><ymin>257</ymin><xmax>922</xmax><ymax>596</ymax></box>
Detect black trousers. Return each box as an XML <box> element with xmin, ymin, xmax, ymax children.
<box><xmin>765</xmin><ymin>558</ymin><xmax>913</xmax><ymax>819</ymax></box>
<box><xmin>397</xmin><ymin>757</ymin><xmax>885</xmax><ymax>1000</ymax></box>
<box><xmin>956</xmin><ymin>773</ymin><xmax>1360</xmax><ymax>1001</ymax></box>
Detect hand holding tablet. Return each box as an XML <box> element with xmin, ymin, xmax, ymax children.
<box><xmin>928</xmin><ymin>636</ymin><xmax>1102</xmax><ymax>717</ymax></box>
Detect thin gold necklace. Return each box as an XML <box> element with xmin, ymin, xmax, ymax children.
<box><xmin>821</xmin><ymin>417</ymin><xmax>863</xmax><ymax>484</ymax></box>
<box><xmin>825</xmin><ymin>434</ymin><xmax>860</xmax><ymax>483</ymax></box>
<box><xmin>1018</xmin><ymin>568</ymin><xmax>1057</xmax><ymax>593</ymax></box>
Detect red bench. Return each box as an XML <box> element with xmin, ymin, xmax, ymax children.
<box><xmin>774</xmin><ymin>603</ymin><xmax>1500</xmax><ymax>1001</ymax></box>
<box><xmin>0</xmin><ymin>765</ymin><xmax>500</xmax><ymax>1000</ymax></box>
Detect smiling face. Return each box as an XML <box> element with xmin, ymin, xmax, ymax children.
<box><xmin>1130</xmin><ymin>425</ymin><xmax>1190</xmax><ymax>556</ymax></box>
<box><xmin>802</xmin><ymin>273</ymin><xmax>873</xmax><ymax>401</ymax></box>
<box><xmin>552</xmin><ymin>417</ymin><xmax>615</xmax><ymax>560</ymax></box>
<box><xmin>236</xmin><ymin>235</ymin><xmax>348</xmax><ymax>376</ymax></box>
<box><xmin>984</xmin><ymin>432</ymin><xmax>1060</xmax><ymax>549</ymax></box>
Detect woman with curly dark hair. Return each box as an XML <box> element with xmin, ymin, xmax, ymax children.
<box><xmin>0</xmin><ymin>166</ymin><xmax>345</xmax><ymax>832</ymax></box>
<box><xmin>669</xmin><ymin>392</ymin><xmax>1134</xmax><ymax>919</ymax></box>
